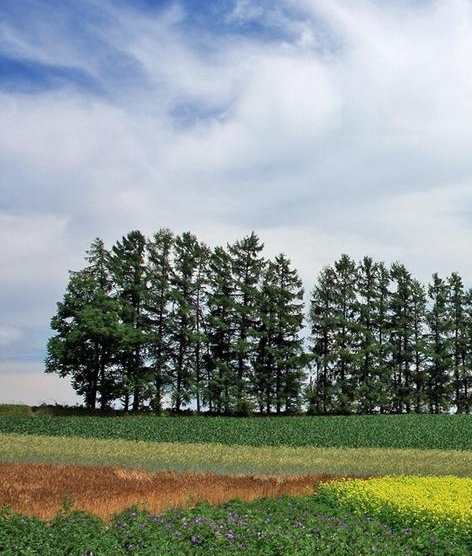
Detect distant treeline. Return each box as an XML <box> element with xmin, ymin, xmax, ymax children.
<box><xmin>46</xmin><ymin>230</ymin><xmax>472</xmax><ymax>415</ymax></box>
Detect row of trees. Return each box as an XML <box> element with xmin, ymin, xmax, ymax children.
<box><xmin>46</xmin><ymin>230</ymin><xmax>472</xmax><ymax>414</ymax></box>
<box><xmin>46</xmin><ymin>230</ymin><xmax>306</xmax><ymax>414</ymax></box>
<box><xmin>308</xmin><ymin>255</ymin><xmax>472</xmax><ymax>415</ymax></box>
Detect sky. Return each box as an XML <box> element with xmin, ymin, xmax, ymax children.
<box><xmin>2</xmin><ymin>0</ymin><xmax>472</xmax><ymax>405</ymax></box>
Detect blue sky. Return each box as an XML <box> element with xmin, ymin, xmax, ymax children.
<box><xmin>2</xmin><ymin>0</ymin><xmax>472</xmax><ymax>405</ymax></box>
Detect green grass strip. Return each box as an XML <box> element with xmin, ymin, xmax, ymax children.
<box><xmin>1</xmin><ymin>433</ymin><xmax>472</xmax><ymax>477</ymax></box>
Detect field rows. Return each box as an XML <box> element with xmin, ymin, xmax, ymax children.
<box><xmin>1</xmin><ymin>413</ymin><xmax>471</xmax><ymax>554</ymax></box>
<box><xmin>1</xmin><ymin>414</ymin><xmax>471</xmax><ymax>449</ymax></box>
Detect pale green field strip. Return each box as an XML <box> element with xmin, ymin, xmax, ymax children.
<box><xmin>1</xmin><ymin>433</ymin><xmax>472</xmax><ymax>477</ymax></box>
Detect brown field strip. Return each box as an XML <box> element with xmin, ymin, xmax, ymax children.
<box><xmin>0</xmin><ymin>463</ymin><xmax>341</xmax><ymax>521</ymax></box>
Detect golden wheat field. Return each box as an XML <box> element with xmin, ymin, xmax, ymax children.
<box><xmin>0</xmin><ymin>463</ymin><xmax>340</xmax><ymax>521</ymax></box>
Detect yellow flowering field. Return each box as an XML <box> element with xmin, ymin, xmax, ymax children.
<box><xmin>318</xmin><ymin>476</ymin><xmax>472</xmax><ymax>533</ymax></box>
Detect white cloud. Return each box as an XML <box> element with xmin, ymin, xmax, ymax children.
<box><xmin>2</xmin><ymin>0</ymin><xmax>472</xmax><ymax>403</ymax></box>
<box><xmin>0</xmin><ymin>326</ymin><xmax>23</xmax><ymax>349</ymax></box>
<box><xmin>227</xmin><ymin>0</ymin><xmax>265</xmax><ymax>23</ymax></box>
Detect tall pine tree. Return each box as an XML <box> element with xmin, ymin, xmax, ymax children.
<box><xmin>111</xmin><ymin>230</ymin><xmax>149</xmax><ymax>411</ymax></box>
<box><xmin>46</xmin><ymin>238</ymin><xmax>121</xmax><ymax>409</ymax></box>
<box><xmin>168</xmin><ymin>232</ymin><xmax>209</xmax><ymax>411</ymax></box>
<box><xmin>228</xmin><ymin>232</ymin><xmax>265</xmax><ymax>414</ymax></box>
<box><xmin>146</xmin><ymin>229</ymin><xmax>174</xmax><ymax>412</ymax></box>
<box><xmin>205</xmin><ymin>246</ymin><xmax>236</xmax><ymax>414</ymax></box>
<box><xmin>356</xmin><ymin>258</ymin><xmax>391</xmax><ymax>413</ymax></box>
<box><xmin>308</xmin><ymin>266</ymin><xmax>337</xmax><ymax>414</ymax></box>
<box><xmin>426</xmin><ymin>274</ymin><xmax>453</xmax><ymax>413</ymax></box>
<box><xmin>253</xmin><ymin>254</ymin><xmax>306</xmax><ymax>414</ymax></box>
<box><xmin>447</xmin><ymin>273</ymin><xmax>469</xmax><ymax>413</ymax></box>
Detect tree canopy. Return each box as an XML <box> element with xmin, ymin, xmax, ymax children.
<box><xmin>46</xmin><ymin>231</ymin><xmax>472</xmax><ymax>415</ymax></box>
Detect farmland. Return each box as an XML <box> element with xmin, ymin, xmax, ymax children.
<box><xmin>2</xmin><ymin>433</ymin><xmax>472</xmax><ymax>477</ymax></box>
<box><xmin>0</xmin><ymin>413</ymin><xmax>471</xmax><ymax>449</ymax></box>
<box><xmin>1</xmin><ymin>413</ymin><xmax>472</xmax><ymax>555</ymax></box>
<box><xmin>1</xmin><ymin>481</ymin><xmax>470</xmax><ymax>555</ymax></box>
<box><xmin>0</xmin><ymin>463</ymin><xmax>336</xmax><ymax>521</ymax></box>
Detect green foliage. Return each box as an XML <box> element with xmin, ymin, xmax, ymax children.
<box><xmin>227</xmin><ymin>232</ymin><xmax>266</xmax><ymax>411</ymax></box>
<box><xmin>46</xmin><ymin>229</ymin><xmax>472</xmax><ymax>416</ymax></box>
<box><xmin>1</xmin><ymin>493</ymin><xmax>469</xmax><ymax>555</ymax></box>
<box><xmin>0</xmin><ymin>505</ymin><xmax>126</xmax><ymax>556</ymax></box>
<box><xmin>0</xmin><ymin>405</ymin><xmax>32</xmax><ymax>417</ymax></box>
<box><xmin>308</xmin><ymin>256</ymin><xmax>472</xmax><ymax>415</ymax></box>
<box><xmin>254</xmin><ymin>253</ymin><xmax>306</xmax><ymax>415</ymax></box>
<box><xmin>45</xmin><ymin>237</ymin><xmax>123</xmax><ymax>410</ymax></box>
<box><xmin>1</xmin><ymin>414</ymin><xmax>471</xmax><ymax>450</ymax></box>
<box><xmin>426</xmin><ymin>274</ymin><xmax>454</xmax><ymax>413</ymax></box>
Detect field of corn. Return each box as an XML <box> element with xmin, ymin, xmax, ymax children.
<box><xmin>1</xmin><ymin>410</ymin><xmax>471</xmax><ymax>555</ymax></box>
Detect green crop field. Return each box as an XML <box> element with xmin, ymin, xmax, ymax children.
<box><xmin>0</xmin><ymin>414</ymin><xmax>471</xmax><ymax>450</ymax></box>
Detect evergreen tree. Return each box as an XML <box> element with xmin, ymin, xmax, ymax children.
<box><xmin>168</xmin><ymin>232</ymin><xmax>209</xmax><ymax>411</ymax></box>
<box><xmin>410</xmin><ymin>277</ymin><xmax>428</xmax><ymax>413</ymax></box>
<box><xmin>389</xmin><ymin>262</ymin><xmax>418</xmax><ymax>413</ymax></box>
<box><xmin>146</xmin><ymin>229</ymin><xmax>174</xmax><ymax>412</ymax></box>
<box><xmin>447</xmin><ymin>273</ymin><xmax>469</xmax><ymax>413</ymax></box>
<box><xmin>192</xmin><ymin>240</ymin><xmax>211</xmax><ymax>413</ymax></box>
<box><xmin>460</xmin><ymin>289</ymin><xmax>472</xmax><ymax>413</ymax></box>
<box><xmin>110</xmin><ymin>230</ymin><xmax>149</xmax><ymax>411</ymax></box>
<box><xmin>205</xmin><ymin>246</ymin><xmax>236</xmax><ymax>414</ymax></box>
<box><xmin>228</xmin><ymin>232</ymin><xmax>266</xmax><ymax>414</ymax></box>
<box><xmin>425</xmin><ymin>273</ymin><xmax>453</xmax><ymax>413</ymax></box>
<box><xmin>356</xmin><ymin>258</ymin><xmax>392</xmax><ymax>413</ymax></box>
<box><xmin>309</xmin><ymin>255</ymin><xmax>360</xmax><ymax>414</ymax></box>
<box><xmin>45</xmin><ymin>238</ymin><xmax>121</xmax><ymax>409</ymax></box>
<box><xmin>308</xmin><ymin>266</ymin><xmax>337</xmax><ymax>414</ymax></box>
<box><xmin>372</xmin><ymin>261</ymin><xmax>393</xmax><ymax>413</ymax></box>
<box><xmin>388</xmin><ymin>263</ymin><xmax>428</xmax><ymax>414</ymax></box>
<box><xmin>326</xmin><ymin>255</ymin><xmax>359</xmax><ymax>414</ymax></box>
<box><xmin>254</xmin><ymin>254</ymin><xmax>306</xmax><ymax>414</ymax></box>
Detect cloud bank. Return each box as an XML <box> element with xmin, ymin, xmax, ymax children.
<box><xmin>2</xmin><ymin>0</ymin><xmax>472</xmax><ymax>404</ymax></box>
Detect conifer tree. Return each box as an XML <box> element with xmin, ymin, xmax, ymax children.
<box><xmin>110</xmin><ymin>230</ymin><xmax>149</xmax><ymax>411</ymax></box>
<box><xmin>46</xmin><ymin>238</ymin><xmax>121</xmax><ymax>409</ymax></box>
<box><xmin>308</xmin><ymin>266</ymin><xmax>337</xmax><ymax>414</ymax></box>
<box><xmin>146</xmin><ymin>229</ymin><xmax>174</xmax><ymax>412</ymax></box>
<box><xmin>426</xmin><ymin>273</ymin><xmax>453</xmax><ymax>413</ymax></box>
<box><xmin>328</xmin><ymin>254</ymin><xmax>359</xmax><ymax>414</ymax></box>
<box><xmin>356</xmin><ymin>258</ymin><xmax>392</xmax><ymax>413</ymax></box>
<box><xmin>253</xmin><ymin>254</ymin><xmax>306</xmax><ymax>414</ymax></box>
<box><xmin>192</xmin><ymin>240</ymin><xmax>211</xmax><ymax>413</ymax></box>
<box><xmin>228</xmin><ymin>232</ymin><xmax>265</xmax><ymax>414</ymax></box>
<box><xmin>460</xmin><ymin>289</ymin><xmax>472</xmax><ymax>413</ymax></box>
<box><xmin>447</xmin><ymin>273</ymin><xmax>469</xmax><ymax>413</ymax></box>
<box><xmin>204</xmin><ymin>246</ymin><xmax>235</xmax><ymax>414</ymax></box>
<box><xmin>389</xmin><ymin>262</ymin><xmax>419</xmax><ymax>413</ymax></box>
<box><xmin>168</xmin><ymin>232</ymin><xmax>209</xmax><ymax>411</ymax></box>
<box><xmin>410</xmin><ymin>277</ymin><xmax>428</xmax><ymax>413</ymax></box>
<box><xmin>372</xmin><ymin>261</ymin><xmax>393</xmax><ymax>412</ymax></box>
